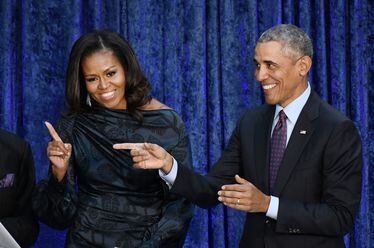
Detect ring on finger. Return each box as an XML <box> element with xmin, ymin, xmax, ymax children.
<box><xmin>236</xmin><ymin>199</ymin><xmax>240</xmax><ymax>205</ymax></box>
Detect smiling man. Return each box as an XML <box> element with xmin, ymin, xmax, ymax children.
<box><xmin>114</xmin><ymin>24</ymin><xmax>363</xmax><ymax>248</ymax></box>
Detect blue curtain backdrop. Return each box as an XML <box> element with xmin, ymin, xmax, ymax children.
<box><xmin>0</xmin><ymin>0</ymin><xmax>372</xmax><ymax>247</ymax></box>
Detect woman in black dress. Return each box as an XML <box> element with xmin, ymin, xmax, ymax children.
<box><xmin>33</xmin><ymin>31</ymin><xmax>193</xmax><ymax>247</ymax></box>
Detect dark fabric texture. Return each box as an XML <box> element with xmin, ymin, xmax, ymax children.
<box><xmin>0</xmin><ymin>129</ymin><xmax>39</xmax><ymax>247</ymax></box>
<box><xmin>32</xmin><ymin>105</ymin><xmax>193</xmax><ymax>247</ymax></box>
<box><xmin>0</xmin><ymin>1</ymin><xmax>372</xmax><ymax>247</ymax></box>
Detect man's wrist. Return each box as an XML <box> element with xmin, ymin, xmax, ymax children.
<box><xmin>263</xmin><ymin>195</ymin><xmax>271</xmax><ymax>213</ymax></box>
<box><xmin>161</xmin><ymin>154</ymin><xmax>173</xmax><ymax>175</ymax></box>
<box><xmin>158</xmin><ymin>157</ymin><xmax>178</xmax><ymax>189</ymax></box>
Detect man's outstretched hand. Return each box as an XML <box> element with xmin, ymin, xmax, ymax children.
<box><xmin>218</xmin><ymin>175</ymin><xmax>270</xmax><ymax>213</ymax></box>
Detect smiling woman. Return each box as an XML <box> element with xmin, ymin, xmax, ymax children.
<box><xmin>32</xmin><ymin>31</ymin><xmax>193</xmax><ymax>247</ymax></box>
<box><xmin>64</xmin><ymin>31</ymin><xmax>153</xmax><ymax>122</ymax></box>
<box><xmin>82</xmin><ymin>50</ymin><xmax>127</xmax><ymax>110</ymax></box>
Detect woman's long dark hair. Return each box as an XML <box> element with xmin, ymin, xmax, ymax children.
<box><xmin>65</xmin><ymin>30</ymin><xmax>152</xmax><ymax>122</ymax></box>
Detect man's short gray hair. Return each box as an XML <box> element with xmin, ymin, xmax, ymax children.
<box><xmin>257</xmin><ymin>24</ymin><xmax>313</xmax><ymax>59</ymax></box>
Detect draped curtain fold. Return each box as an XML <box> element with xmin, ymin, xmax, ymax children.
<box><xmin>0</xmin><ymin>1</ymin><xmax>372</xmax><ymax>247</ymax></box>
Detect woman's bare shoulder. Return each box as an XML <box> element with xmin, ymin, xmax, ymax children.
<box><xmin>141</xmin><ymin>98</ymin><xmax>172</xmax><ymax>110</ymax></box>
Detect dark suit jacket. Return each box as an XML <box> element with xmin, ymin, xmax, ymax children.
<box><xmin>171</xmin><ymin>91</ymin><xmax>362</xmax><ymax>248</ymax></box>
<box><xmin>0</xmin><ymin>129</ymin><xmax>39</xmax><ymax>247</ymax></box>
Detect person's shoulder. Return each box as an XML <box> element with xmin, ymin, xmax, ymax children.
<box><xmin>141</xmin><ymin>98</ymin><xmax>180</xmax><ymax>119</ymax></box>
<box><xmin>0</xmin><ymin>128</ymin><xmax>29</xmax><ymax>153</ymax></box>
<box><xmin>141</xmin><ymin>98</ymin><xmax>173</xmax><ymax>111</ymax></box>
<box><xmin>320</xmin><ymin>101</ymin><xmax>349</xmax><ymax>122</ymax></box>
<box><xmin>247</xmin><ymin>104</ymin><xmax>272</xmax><ymax>115</ymax></box>
<box><xmin>142</xmin><ymin>98</ymin><xmax>187</xmax><ymax>127</ymax></box>
<box><xmin>307</xmin><ymin>92</ymin><xmax>359</xmax><ymax>137</ymax></box>
<box><xmin>312</xmin><ymin>93</ymin><xmax>351</xmax><ymax>125</ymax></box>
<box><xmin>0</xmin><ymin>128</ymin><xmax>27</xmax><ymax>144</ymax></box>
<box><xmin>59</xmin><ymin>112</ymin><xmax>78</xmax><ymax>123</ymax></box>
<box><xmin>56</xmin><ymin>112</ymin><xmax>77</xmax><ymax>130</ymax></box>
<box><xmin>240</xmin><ymin>104</ymin><xmax>272</xmax><ymax>122</ymax></box>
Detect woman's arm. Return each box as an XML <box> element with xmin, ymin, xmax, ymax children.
<box><xmin>32</xmin><ymin>116</ymin><xmax>78</xmax><ymax>230</ymax></box>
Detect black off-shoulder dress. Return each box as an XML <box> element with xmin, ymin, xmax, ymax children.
<box><xmin>33</xmin><ymin>105</ymin><xmax>193</xmax><ymax>247</ymax></box>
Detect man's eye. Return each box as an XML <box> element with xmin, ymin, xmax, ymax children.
<box><xmin>267</xmin><ymin>63</ymin><xmax>276</xmax><ymax>70</ymax></box>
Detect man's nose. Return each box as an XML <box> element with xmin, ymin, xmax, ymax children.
<box><xmin>255</xmin><ymin>66</ymin><xmax>269</xmax><ymax>81</ymax></box>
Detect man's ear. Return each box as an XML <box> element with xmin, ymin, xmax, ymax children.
<box><xmin>298</xmin><ymin>56</ymin><xmax>312</xmax><ymax>76</ymax></box>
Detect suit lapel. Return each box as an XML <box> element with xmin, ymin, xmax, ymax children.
<box><xmin>254</xmin><ymin>105</ymin><xmax>274</xmax><ymax>194</ymax></box>
<box><xmin>273</xmin><ymin>92</ymin><xmax>320</xmax><ymax>196</ymax></box>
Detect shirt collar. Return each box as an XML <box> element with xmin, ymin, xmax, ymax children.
<box><xmin>274</xmin><ymin>82</ymin><xmax>311</xmax><ymax>124</ymax></box>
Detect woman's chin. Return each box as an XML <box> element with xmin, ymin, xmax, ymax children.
<box><xmin>101</xmin><ymin>100</ymin><xmax>126</xmax><ymax>110</ymax></box>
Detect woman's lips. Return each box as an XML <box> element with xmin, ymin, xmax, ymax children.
<box><xmin>99</xmin><ymin>90</ymin><xmax>116</xmax><ymax>101</ymax></box>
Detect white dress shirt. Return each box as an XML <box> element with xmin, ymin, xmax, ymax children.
<box><xmin>159</xmin><ymin>82</ymin><xmax>311</xmax><ymax>220</ymax></box>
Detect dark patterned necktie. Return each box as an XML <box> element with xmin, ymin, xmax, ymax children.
<box><xmin>269</xmin><ymin>110</ymin><xmax>287</xmax><ymax>193</ymax></box>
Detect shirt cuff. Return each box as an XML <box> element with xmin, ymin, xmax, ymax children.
<box><xmin>158</xmin><ymin>157</ymin><xmax>178</xmax><ymax>189</ymax></box>
<box><xmin>266</xmin><ymin>195</ymin><xmax>279</xmax><ymax>220</ymax></box>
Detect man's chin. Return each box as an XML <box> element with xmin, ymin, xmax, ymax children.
<box><xmin>264</xmin><ymin>98</ymin><xmax>277</xmax><ymax>105</ymax></box>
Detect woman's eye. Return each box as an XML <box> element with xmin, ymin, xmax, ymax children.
<box><xmin>86</xmin><ymin>78</ymin><xmax>96</xmax><ymax>82</ymax></box>
<box><xmin>107</xmin><ymin>71</ymin><xmax>116</xmax><ymax>77</ymax></box>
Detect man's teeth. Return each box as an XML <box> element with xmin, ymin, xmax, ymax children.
<box><xmin>263</xmin><ymin>84</ymin><xmax>276</xmax><ymax>90</ymax></box>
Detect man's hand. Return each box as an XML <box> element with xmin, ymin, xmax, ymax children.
<box><xmin>218</xmin><ymin>175</ymin><xmax>270</xmax><ymax>213</ymax></box>
<box><xmin>113</xmin><ymin>143</ymin><xmax>173</xmax><ymax>174</ymax></box>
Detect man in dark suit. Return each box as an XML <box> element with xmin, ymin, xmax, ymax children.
<box><xmin>0</xmin><ymin>128</ymin><xmax>39</xmax><ymax>247</ymax></box>
<box><xmin>114</xmin><ymin>24</ymin><xmax>362</xmax><ymax>248</ymax></box>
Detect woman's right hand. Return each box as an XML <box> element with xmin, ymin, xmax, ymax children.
<box><xmin>45</xmin><ymin>121</ymin><xmax>72</xmax><ymax>182</ymax></box>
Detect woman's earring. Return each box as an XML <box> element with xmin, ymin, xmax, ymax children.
<box><xmin>86</xmin><ymin>95</ymin><xmax>92</xmax><ymax>107</ymax></box>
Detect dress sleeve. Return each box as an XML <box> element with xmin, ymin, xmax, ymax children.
<box><xmin>1</xmin><ymin>142</ymin><xmax>39</xmax><ymax>247</ymax></box>
<box><xmin>32</xmin><ymin>115</ymin><xmax>78</xmax><ymax>230</ymax></box>
<box><xmin>140</xmin><ymin>115</ymin><xmax>194</xmax><ymax>248</ymax></box>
